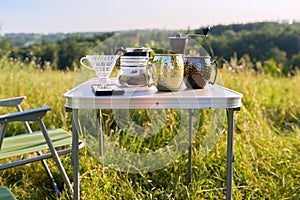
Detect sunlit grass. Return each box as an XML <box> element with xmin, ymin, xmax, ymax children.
<box><xmin>0</xmin><ymin>63</ymin><xmax>299</xmax><ymax>199</ymax></box>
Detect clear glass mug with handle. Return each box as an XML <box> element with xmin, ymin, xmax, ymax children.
<box><xmin>146</xmin><ymin>54</ymin><xmax>184</xmax><ymax>91</ymax></box>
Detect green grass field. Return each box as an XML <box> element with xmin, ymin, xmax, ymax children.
<box><xmin>0</xmin><ymin>61</ymin><xmax>299</xmax><ymax>199</ymax></box>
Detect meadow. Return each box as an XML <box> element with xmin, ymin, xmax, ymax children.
<box><xmin>0</xmin><ymin>59</ymin><xmax>299</xmax><ymax>199</ymax></box>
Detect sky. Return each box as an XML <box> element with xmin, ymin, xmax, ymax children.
<box><xmin>1</xmin><ymin>0</ymin><xmax>300</xmax><ymax>34</ymax></box>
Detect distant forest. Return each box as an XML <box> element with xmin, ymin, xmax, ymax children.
<box><xmin>1</xmin><ymin>21</ymin><xmax>300</xmax><ymax>75</ymax></box>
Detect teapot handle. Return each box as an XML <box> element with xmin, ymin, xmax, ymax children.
<box><xmin>209</xmin><ymin>60</ymin><xmax>218</xmax><ymax>84</ymax></box>
<box><xmin>80</xmin><ymin>57</ymin><xmax>93</xmax><ymax>70</ymax></box>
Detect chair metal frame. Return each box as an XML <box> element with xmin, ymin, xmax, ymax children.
<box><xmin>0</xmin><ymin>96</ymin><xmax>84</xmax><ymax>196</ymax></box>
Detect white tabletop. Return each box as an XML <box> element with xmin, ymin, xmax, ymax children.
<box><xmin>64</xmin><ymin>78</ymin><xmax>242</xmax><ymax>109</ymax></box>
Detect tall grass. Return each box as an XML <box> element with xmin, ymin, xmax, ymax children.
<box><xmin>0</xmin><ymin>62</ymin><xmax>299</xmax><ymax>199</ymax></box>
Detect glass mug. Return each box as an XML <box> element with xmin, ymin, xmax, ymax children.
<box><xmin>146</xmin><ymin>54</ymin><xmax>184</xmax><ymax>91</ymax></box>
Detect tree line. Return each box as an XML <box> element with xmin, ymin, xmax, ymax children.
<box><xmin>1</xmin><ymin>21</ymin><xmax>300</xmax><ymax>75</ymax></box>
<box><xmin>195</xmin><ymin>21</ymin><xmax>300</xmax><ymax>75</ymax></box>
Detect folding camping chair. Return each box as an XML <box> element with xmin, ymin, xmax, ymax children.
<box><xmin>0</xmin><ymin>96</ymin><xmax>84</xmax><ymax>196</ymax></box>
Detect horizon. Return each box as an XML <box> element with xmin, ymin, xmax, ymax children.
<box><xmin>1</xmin><ymin>0</ymin><xmax>300</xmax><ymax>35</ymax></box>
<box><xmin>1</xmin><ymin>20</ymin><xmax>299</xmax><ymax>36</ymax></box>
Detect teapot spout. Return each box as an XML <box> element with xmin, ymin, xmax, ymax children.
<box><xmin>114</xmin><ymin>47</ymin><xmax>127</xmax><ymax>55</ymax></box>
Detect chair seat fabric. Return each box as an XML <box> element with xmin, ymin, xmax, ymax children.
<box><xmin>0</xmin><ymin>186</ymin><xmax>17</xmax><ymax>200</ymax></box>
<box><xmin>0</xmin><ymin>129</ymin><xmax>72</xmax><ymax>159</ymax></box>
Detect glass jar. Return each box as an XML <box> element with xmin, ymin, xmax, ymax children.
<box><xmin>117</xmin><ymin>56</ymin><xmax>148</xmax><ymax>87</ymax></box>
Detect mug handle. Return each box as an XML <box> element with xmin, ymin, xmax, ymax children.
<box><xmin>80</xmin><ymin>57</ymin><xmax>93</xmax><ymax>70</ymax></box>
<box><xmin>209</xmin><ymin>60</ymin><xmax>218</xmax><ymax>84</ymax></box>
<box><xmin>146</xmin><ymin>61</ymin><xmax>156</xmax><ymax>87</ymax></box>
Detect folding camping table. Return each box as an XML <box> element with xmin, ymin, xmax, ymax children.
<box><xmin>64</xmin><ymin>78</ymin><xmax>242</xmax><ymax>200</ymax></box>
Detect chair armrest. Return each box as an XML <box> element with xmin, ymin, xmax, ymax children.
<box><xmin>0</xmin><ymin>96</ymin><xmax>26</xmax><ymax>107</ymax></box>
<box><xmin>0</xmin><ymin>106</ymin><xmax>51</xmax><ymax>123</ymax></box>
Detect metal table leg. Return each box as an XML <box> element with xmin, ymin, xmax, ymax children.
<box><xmin>226</xmin><ymin>108</ymin><xmax>239</xmax><ymax>200</ymax></box>
<box><xmin>72</xmin><ymin>109</ymin><xmax>80</xmax><ymax>200</ymax></box>
<box><xmin>188</xmin><ymin>109</ymin><xmax>193</xmax><ymax>183</ymax></box>
<box><xmin>98</xmin><ymin>109</ymin><xmax>104</xmax><ymax>170</ymax></box>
